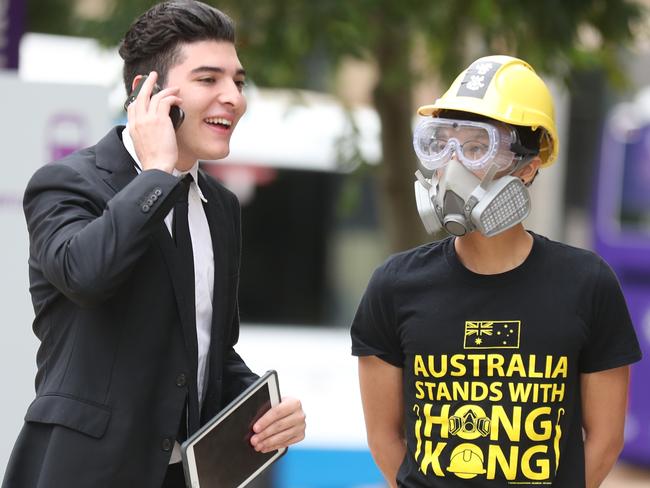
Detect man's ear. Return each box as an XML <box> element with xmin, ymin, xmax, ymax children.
<box><xmin>131</xmin><ymin>74</ymin><xmax>145</xmax><ymax>93</ymax></box>
<box><xmin>516</xmin><ymin>157</ymin><xmax>542</xmax><ymax>186</ymax></box>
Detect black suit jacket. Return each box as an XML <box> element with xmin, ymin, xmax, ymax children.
<box><xmin>2</xmin><ymin>127</ymin><xmax>258</xmax><ymax>488</ymax></box>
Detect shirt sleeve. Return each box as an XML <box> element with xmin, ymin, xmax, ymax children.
<box><xmin>350</xmin><ymin>263</ymin><xmax>404</xmax><ymax>367</ymax></box>
<box><xmin>579</xmin><ymin>259</ymin><xmax>643</xmax><ymax>373</ymax></box>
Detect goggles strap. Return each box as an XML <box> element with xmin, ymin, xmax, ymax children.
<box><xmin>509</xmin><ymin>139</ymin><xmax>538</xmax><ymax>156</ymax></box>
<box><xmin>509</xmin><ymin>153</ymin><xmax>539</xmax><ymax>175</ymax></box>
<box><xmin>509</xmin><ymin>141</ymin><xmax>539</xmax><ymax>173</ymax></box>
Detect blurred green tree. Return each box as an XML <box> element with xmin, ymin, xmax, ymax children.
<box><xmin>27</xmin><ymin>0</ymin><xmax>645</xmax><ymax>252</ymax></box>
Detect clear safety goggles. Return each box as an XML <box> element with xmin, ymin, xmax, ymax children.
<box><xmin>413</xmin><ymin>117</ymin><xmax>521</xmax><ymax>173</ymax></box>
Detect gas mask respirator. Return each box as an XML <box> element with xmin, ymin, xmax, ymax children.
<box><xmin>413</xmin><ymin>117</ymin><xmax>534</xmax><ymax>237</ymax></box>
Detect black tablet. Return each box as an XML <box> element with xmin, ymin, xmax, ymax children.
<box><xmin>181</xmin><ymin>370</ymin><xmax>286</xmax><ymax>488</ymax></box>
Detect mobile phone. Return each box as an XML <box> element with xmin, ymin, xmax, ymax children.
<box><xmin>124</xmin><ymin>75</ymin><xmax>185</xmax><ymax>130</ymax></box>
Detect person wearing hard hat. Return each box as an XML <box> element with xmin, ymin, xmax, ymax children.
<box><xmin>351</xmin><ymin>55</ymin><xmax>641</xmax><ymax>487</ymax></box>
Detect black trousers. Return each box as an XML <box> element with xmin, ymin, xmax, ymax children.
<box><xmin>161</xmin><ymin>462</ymin><xmax>186</xmax><ymax>488</ymax></box>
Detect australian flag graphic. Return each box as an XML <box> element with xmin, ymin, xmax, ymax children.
<box><xmin>463</xmin><ymin>321</ymin><xmax>520</xmax><ymax>349</ymax></box>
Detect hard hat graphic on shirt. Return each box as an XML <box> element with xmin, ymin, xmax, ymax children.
<box><xmin>447</xmin><ymin>443</ymin><xmax>487</xmax><ymax>479</ymax></box>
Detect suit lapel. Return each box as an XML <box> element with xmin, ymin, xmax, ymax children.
<box><xmin>94</xmin><ymin>127</ymin><xmax>138</xmax><ymax>194</ymax></box>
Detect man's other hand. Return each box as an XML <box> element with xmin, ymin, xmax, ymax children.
<box><xmin>250</xmin><ymin>397</ymin><xmax>306</xmax><ymax>453</ymax></box>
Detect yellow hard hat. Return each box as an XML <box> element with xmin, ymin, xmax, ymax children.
<box><xmin>417</xmin><ymin>55</ymin><xmax>558</xmax><ymax>167</ymax></box>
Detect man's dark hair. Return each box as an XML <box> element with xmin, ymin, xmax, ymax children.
<box><xmin>119</xmin><ymin>1</ymin><xmax>235</xmax><ymax>94</ymax></box>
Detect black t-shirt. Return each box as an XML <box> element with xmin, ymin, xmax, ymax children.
<box><xmin>351</xmin><ymin>233</ymin><xmax>642</xmax><ymax>488</ymax></box>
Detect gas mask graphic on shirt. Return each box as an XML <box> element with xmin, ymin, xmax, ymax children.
<box><xmin>414</xmin><ymin>161</ymin><xmax>531</xmax><ymax>237</ymax></box>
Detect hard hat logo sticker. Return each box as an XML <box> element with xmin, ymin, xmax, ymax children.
<box><xmin>457</xmin><ymin>61</ymin><xmax>501</xmax><ymax>99</ymax></box>
<box><xmin>466</xmin><ymin>75</ymin><xmax>486</xmax><ymax>92</ymax></box>
<box><xmin>475</xmin><ymin>62</ymin><xmax>494</xmax><ymax>75</ymax></box>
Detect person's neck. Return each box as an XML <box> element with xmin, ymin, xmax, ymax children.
<box><xmin>453</xmin><ymin>225</ymin><xmax>533</xmax><ymax>275</ymax></box>
<box><xmin>176</xmin><ymin>155</ymin><xmax>197</xmax><ymax>173</ymax></box>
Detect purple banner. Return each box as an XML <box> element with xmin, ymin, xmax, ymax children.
<box><xmin>1</xmin><ymin>0</ymin><xmax>25</xmax><ymax>69</ymax></box>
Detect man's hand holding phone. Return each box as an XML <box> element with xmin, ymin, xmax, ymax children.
<box><xmin>126</xmin><ymin>71</ymin><xmax>183</xmax><ymax>174</ymax></box>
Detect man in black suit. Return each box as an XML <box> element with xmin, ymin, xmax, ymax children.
<box><xmin>2</xmin><ymin>2</ymin><xmax>306</xmax><ymax>487</ymax></box>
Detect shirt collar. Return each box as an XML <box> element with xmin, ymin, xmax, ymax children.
<box><xmin>122</xmin><ymin>125</ymin><xmax>207</xmax><ymax>202</ymax></box>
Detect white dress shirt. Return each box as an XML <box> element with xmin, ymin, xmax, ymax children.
<box><xmin>122</xmin><ymin>127</ymin><xmax>214</xmax><ymax>463</ymax></box>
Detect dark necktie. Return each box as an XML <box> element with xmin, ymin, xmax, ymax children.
<box><xmin>173</xmin><ymin>174</ymin><xmax>195</xmax><ymax>277</ymax></box>
<box><xmin>173</xmin><ymin>173</ymin><xmax>195</xmax><ymax>442</ymax></box>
